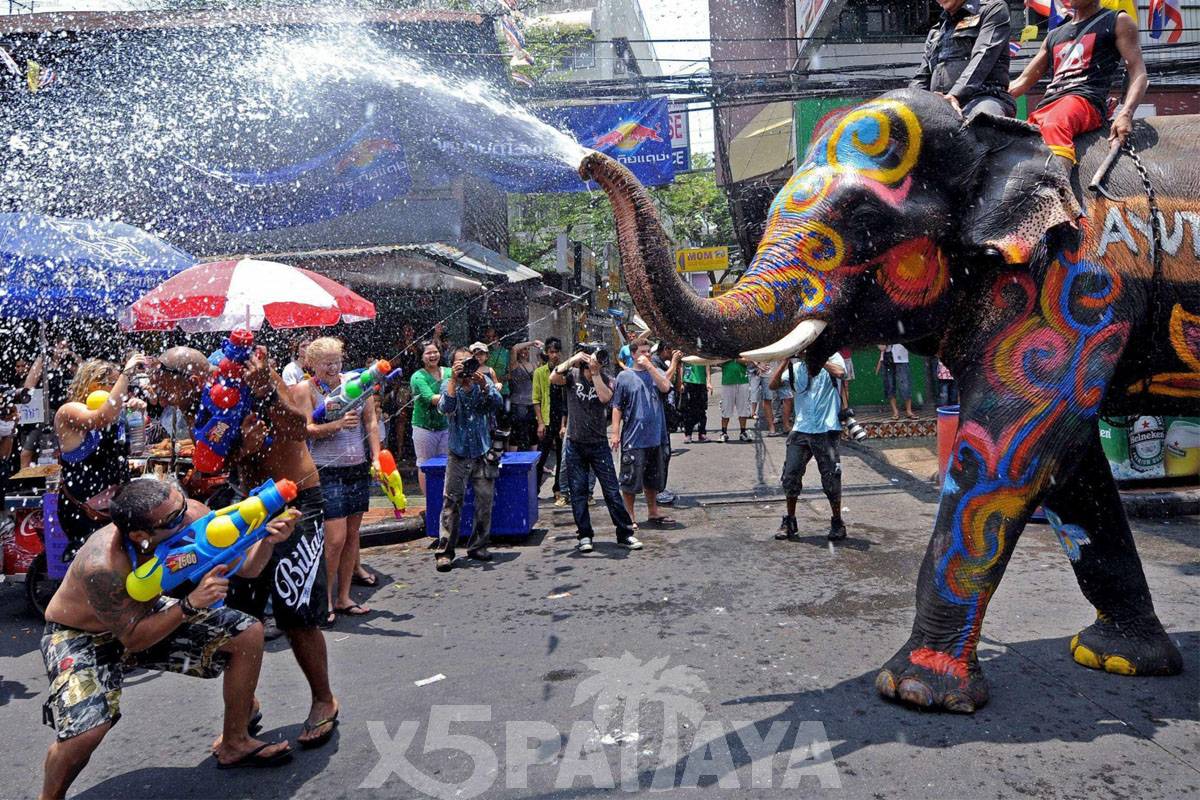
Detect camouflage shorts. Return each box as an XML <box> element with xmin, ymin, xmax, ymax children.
<box><xmin>41</xmin><ymin>601</ymin><xmax>256</xmax><ymax>740</ymax></box>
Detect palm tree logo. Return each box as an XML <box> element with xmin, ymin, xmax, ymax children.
<box><xmin>573</xmin><ymin>652</ymin><xmax>708</xmax><ymax>787</ymax></box>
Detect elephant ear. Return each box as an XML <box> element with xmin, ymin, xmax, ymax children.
<box><xmin>958</xmin><ymin>112</ymin><xmax>1082</xmax><ymax>265</ymax></box>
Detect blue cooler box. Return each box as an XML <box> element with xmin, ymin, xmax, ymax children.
<box><xmin>421</xmin><ymin>451</ymin><xmax>540</xmax><ymax>539</ymax></box>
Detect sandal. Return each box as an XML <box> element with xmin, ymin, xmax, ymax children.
<box><xmin>644</xmin><ymin>516</ymin><xmax>678</xmax><ymax>528</ymax></box>
<box><xmin>248</xmin><ymin>707</ymin><xmax>263</xmax><ymax>737</ymax></box>
<box><xmin>299</xmin><ymin>706</ymin><xmax>340</xmax><ymax>750</ymax></box>
<box><xmin>335</xmin><ymin>603</ymin><xmax>371</xmax><ymax>617</ymax></box>
<box><xmin>216</xmin><ymin>742</ymin><xmax>293</xmax><ymax>770</ymax></box>
<box><xmin>319</xmin><ymin>611</ymin><xmax>337</xmax><ymax>629</ymax></box>
<box><xmin>351</xmin><ymin>571</ymin><xmax>378</xmax><ymax>587</ymax></box>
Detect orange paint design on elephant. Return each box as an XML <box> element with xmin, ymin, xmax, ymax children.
<box><xmin>873</xmin><ymin>238</ymin><xmax>949</xmax><ymax>309</ymax></box>
<box><xmin>1130</xmin><ymin>304</ymin><xmax>1200</xmax><ymax>397</ymax></box>
<box><xmin>908</xmin><ymin>647</ymin><xmax>969</xmax><ymax>682</ymax></box>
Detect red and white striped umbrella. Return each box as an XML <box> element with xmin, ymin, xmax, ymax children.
<box><xmin>125</xmin><ymin>258</ymin><xmax>375</xmax><ymax>332</ymax></box>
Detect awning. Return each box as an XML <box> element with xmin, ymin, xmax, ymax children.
<box><xmin>728</xmin><ymin>102</ymin><xmax>795</xmax><ymax>183</ymax></box>
<box><xmin>217</xmin><ymin>241</ymin><xmax>539</xmax><ymax>291</ymax></box>
<box><xmin>397</xmin><ymin>242</ymin><xmax>541</xmax><ymax>283</ymax></box>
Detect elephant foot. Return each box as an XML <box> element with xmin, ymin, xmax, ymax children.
<box><xmin>1070</xmin><ymin>615</ymin><xmax>1182</xmax><ymax>676</ymax></box>
<box><xmin>875</xmin><ymin>636</ymin><xmax>989</xmax><ymax>714</ymax></box>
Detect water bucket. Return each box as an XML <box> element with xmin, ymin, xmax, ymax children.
<box><xmin>937</xmin><ymin>405</ymin><xmax>960</xmax><ymax>483</ymax></box>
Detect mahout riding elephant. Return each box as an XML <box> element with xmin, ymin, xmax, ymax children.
<box><xmin>581</xmin><ymin>88</ymin><xmax>1198</xmax><ymax>713</ymax></box>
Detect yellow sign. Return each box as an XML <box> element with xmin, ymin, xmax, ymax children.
<box><xmin>676</xmin><ymin>246</ymin><xmax>730</xmax><ymax>273</ymax></box>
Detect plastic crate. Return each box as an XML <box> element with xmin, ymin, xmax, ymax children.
<box><xmin>42</xmin><ymin>493</ymin><xmax>71</xmax><ymax>580</ymax></box>
<box><xmin>421</xmin><ymin>451</ymin><xmax>540</xmax><ymax>539</ymax></box>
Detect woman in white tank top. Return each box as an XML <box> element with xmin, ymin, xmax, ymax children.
<box><xmin>298</xmin><ymin>337</ymin><xmax>381</xmax><ymax>626</ymax></box>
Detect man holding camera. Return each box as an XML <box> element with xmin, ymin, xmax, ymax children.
<box><xmin>769</xmin><ymin>353</ymin><xmax>848</xmax><ymax>542</ymax></box>
<box><xmin>435</xmin><ymin>348</ymin><xmax>505</xmax><ymax>572</ymax></box>
<box><xmin>551</xmin><ymin>345</ymin><xmax>640</xmax><ymax>553</ymax></box>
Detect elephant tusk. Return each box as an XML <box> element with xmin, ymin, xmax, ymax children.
<box><xmin>681</xmin><ymin>356</ymin><xmax>728</xmax><ymax>366</ymax></box>
<box><xmin>739</xmin><ymin>320</ymin><xmax>828</xmax><ymax>361</ymax></box>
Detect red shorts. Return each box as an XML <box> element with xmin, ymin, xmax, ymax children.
<box><xmin>1028</xmin><ymin>94</ymin><xmax>1104</xmax><ymax>164</ymax></box>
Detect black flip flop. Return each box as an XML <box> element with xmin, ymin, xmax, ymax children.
<box><xmin>319</xmin><ymin>611</ymin><xmax>337</xmax><ymax>629</ymax></box>
<box><xmin>351</xmin><ymin>571</ymin><xmax>378</xmax><ymax>587</ymax></box>
<box><xmin>248</xmin><ymin>708</ymin><xmax>263</xmax><ymax>737</ymax></box>
<box><xmin>299</xmin><ymin>709</ymin><xmax>340</xmax><ymax>750</ymax></box>
<box><xmin>335</xmin><ymin>603</ymin><xmax>371</xmax><ymax>617</ymax></box>
<box><xmin>216</xmin><ymin>742</ymin><xmax>293</xmax><ymax>770</ymax></box>
<box><xmin>644</xmin><ymin>516</ymin><xmax>678</xmax><ymax>528</ymax></box>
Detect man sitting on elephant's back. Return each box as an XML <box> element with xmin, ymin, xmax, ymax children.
<box><xmin>1009</xmin><ymin>0</ymin><xmax>1147</xmax><ymax>172</ymax></box>
<box><xmin>910</xmin><ymin>0</ymin><xmax>1016</xmax><ymax>118</ymax></box>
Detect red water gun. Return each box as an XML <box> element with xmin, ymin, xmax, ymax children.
<box><xmin>192</xmin><ymin>328</ymin><xmax>265</xmax><ymax>474</ymax></box>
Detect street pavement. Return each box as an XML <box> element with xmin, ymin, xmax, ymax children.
<box><xmin>1</xmin><ymin>413</ymin><xmax>1197</xmax><ymax>799</ymax></box>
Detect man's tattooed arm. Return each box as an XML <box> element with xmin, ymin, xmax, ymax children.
<box><xmin>84</xmin><ymin>556</ymin><xmax>184</xmax><ymax>652</ymax></box>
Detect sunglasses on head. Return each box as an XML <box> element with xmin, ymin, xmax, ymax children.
<box><xmin>154</xmin><ymin>362</ymin><xmax>189</xmax><ymax>379</ymax></box>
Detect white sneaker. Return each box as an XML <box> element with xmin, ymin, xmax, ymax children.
<box><xmin>577</xmin><ymin>537</ymin><xmax>593</xmax><ymax>553</ymax></box>
<box><xmin>618</xmin><ymin>536</ymin><xmax>643</xmax><ymax>550</ymax></box>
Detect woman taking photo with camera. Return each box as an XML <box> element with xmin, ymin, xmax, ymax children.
<box><xmin>299</xmin><ymin>337</ymin><xmax>381</xmax><ymax>625</ymax></box>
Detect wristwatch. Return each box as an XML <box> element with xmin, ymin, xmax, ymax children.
<box><xmin>178</xmin><ymin>595</ymin><xmax>203</xmax><ymax>619</ymax></box>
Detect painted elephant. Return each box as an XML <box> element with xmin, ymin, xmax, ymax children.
<box><xmin>581</xmin><ymin>88</ymin><xmax>1198</xmax><ymax>713</ymax></box>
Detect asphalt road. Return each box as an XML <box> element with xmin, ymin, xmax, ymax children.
<box><xmin>1</xmin><ymin>425</ymin><xmax>1197</xmax><ymax>799</ymax></box>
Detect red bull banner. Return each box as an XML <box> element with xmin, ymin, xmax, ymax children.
<box><xmin>533</xmin><ymin>98</ymin><xmax>675</xmax><ymax>192</ymax></box>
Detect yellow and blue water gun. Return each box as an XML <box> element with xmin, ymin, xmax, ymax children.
<box><xmin>125</xmin><ymin>478</ymin><xmax>298</xmax><ymax>603</ymax></box>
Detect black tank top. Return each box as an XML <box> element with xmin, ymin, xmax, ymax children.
<box><xmin>59</xmin><ymin>421</ymin><xmax>129</xmax><ymax>538</ymax></box>
<box><xmin>1038</xmin><ymin>10</ymin><xmax>1122</xmax><ymax>116</ymax></box>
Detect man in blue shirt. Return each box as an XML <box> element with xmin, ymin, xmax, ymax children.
<box><xmin>769</xmin><ymin>353</ymin><xmax>847</xmax><ymax>542</ymax></box>
<box><xmin>435</xmin><ymin>348</ymin><xmax>504</xmax><ymax>572</ymax></box>
<box><xmin>610</xmin><ymin>340</ymin><xmax>677</xmax><ymax>529</ymax></box>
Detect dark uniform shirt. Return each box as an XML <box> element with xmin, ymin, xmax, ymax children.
<box><xmin>911</xmin><ymin>0</ymin><xmax>1014</xmax><ymax>112</ymax></box>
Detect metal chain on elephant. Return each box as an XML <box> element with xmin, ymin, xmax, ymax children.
<box><xmin>1124</xmin><ymin>140</ymin><xmax>1165</xmax><ymax>401</ymax></box>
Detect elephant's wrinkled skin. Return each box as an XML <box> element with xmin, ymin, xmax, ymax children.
<box><xmin>582</xmin><ymin>88</ymin><xmax>1198</xmax><ymax>713</ymax></box>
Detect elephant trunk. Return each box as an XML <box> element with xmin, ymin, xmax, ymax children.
<box><xmin>580</xmin><ymin>152</ymin><xmax>810</xmax><ymax>358</ymax></box>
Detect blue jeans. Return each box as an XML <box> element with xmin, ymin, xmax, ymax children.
<box><xmin>563</xmin><ymin>439</ymin><xmax>636</xmax><ymax>542</ymax></box>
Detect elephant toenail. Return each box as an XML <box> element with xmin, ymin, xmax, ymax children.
<box><xmin>1072</xmin><ymin>643</ymin><xmax>1102</xmax><ymax>670</ymax></box>
<box><xmin>897</xmin><ymin>678</ymin><xmax>935</xmax><ymax>707</ymax></box>
<box><xmin>943</xmin><ymin>692</ymin><xmax>976</xmax><ymax>714</ymax></box>
<box><xmin>875</xmin><ymin>670</ymin><xmax>897</xmax><ymax>698</ymax></box>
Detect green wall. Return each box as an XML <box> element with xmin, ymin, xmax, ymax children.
<box><xmin>845</xmin><ymin>349</ymin><xmax>932</xmax><ymax>408</ymax></box>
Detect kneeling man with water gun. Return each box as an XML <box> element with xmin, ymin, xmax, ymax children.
<box><xmin>38</xmin><ymin>476</ymin><xmax>301</xmax><ymax>799</ymax></box>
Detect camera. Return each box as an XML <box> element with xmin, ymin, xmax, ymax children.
<box><xmin>840</xmin><ymin>407</ymin><xmax>868</xmax><ymax>441</ymax></box>
<box><xmin>129</xmin><ymin>372</ymin><xmax>152</xmax><ymax>402</ymax></box>
<box><xmin>574</xmin><ymin>342</ymin><xmax>609</xmax><ymax>366</ymax></box>
<box><xmin>460</xmin><ymin>357</ymin><xmax>480</xmax><ymax>377</ymax></box>
<box><xmin>0</xmin><ymin>384</ymin><xmax>32</xmax><ymax>408</ymax></box>
<box><xmin>486</xmin><ymin>428</ymin><xmax>509</xmax><ymax>466</ymax></box>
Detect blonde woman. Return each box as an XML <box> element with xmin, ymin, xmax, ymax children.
<box><xmin>54</xmin><ymin>354</ymin><xmax>146</xmax><ymax>556</ymax></box>
<box><xmin>298</xmin><ymin>338</ymin><xmax>380</xmax><ymax>625</ymax></box>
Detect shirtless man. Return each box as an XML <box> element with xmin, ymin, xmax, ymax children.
<box><xmin>151</xmin><ymin>346</ymin><xmax>339</xmax><ymax>748</ymax></box>
<box><xmin>39</xmin><ymin>478</ymin><xmax>299</xmax><ymax>799</ymax></box>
